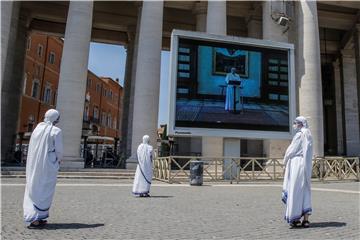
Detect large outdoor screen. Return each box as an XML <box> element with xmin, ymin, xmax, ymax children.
<box><xmin>167</xmin><ymin>30</ymin><xmax>296</xmax><ymax>139</ymax></box>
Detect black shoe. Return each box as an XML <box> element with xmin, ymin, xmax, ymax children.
<box><xmin>27</xmin><ymin>221</ymin><xmax>44</xmax><ymax>229</ymax></box>
<box><xmin>289</xmin><ymin>220</ymin><xmax>301</xmax><ymax>228</ymax></box>
<box><xmin>39</xmin><ymin>220</ymin><xmax>47</xmax><ymax>226</ymax></box>
<box><xmin>302</xmin><ymin>220</ymin><xmax>310</xmax><ymax>228</ymax></box>
<box><xmin>140</xmin><ymin>193</ymin><xmax>150</xmax><ymax>197</ymax></box>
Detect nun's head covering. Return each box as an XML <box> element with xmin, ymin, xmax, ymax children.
<box><xmin>44</xmin><ymin>109</ymin><xmax>60</xmax><ymax>125</ymax></box>
<box><xmin>294</xmin><ymin>116</ymin><xmax>309</xmax><ymax>128</ymax></box>
<box><xmin>142</xmin><ymin>135</ymin><xmax>150</xmax><ymax>144</ymax></box>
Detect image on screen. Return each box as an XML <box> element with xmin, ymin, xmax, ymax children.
<box><xmin>175</xmin><ymin>38</ymin><xmax>290</xmax><ymax>132</ymax></box>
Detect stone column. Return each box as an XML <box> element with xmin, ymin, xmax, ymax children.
<box><xmin>193</xmin><ymin>2</ymin><xmax>207</xmax><ymax>32</ymax></box>
<box><xmin>333</xmin><ymin>60</ymin><xmax>344</xmax><ymax>155</ymax></box>
<box><xmin>193</xmin><ymin>2</ymin><xmax>211</xmax><ymax>158</ymax></box>
<box><xmin>297</xmin><ymin>1</ymin><xmax>324</xmax><ymax>157</ymax></box>
<box><xmin>354</xmin><ymin>24</ymin><xmax>360</xmax><ymax>146</ymax></box>
<box><xmin>129</xmin><ymin>1</ymin><xmax>163</xmax><ymax>167</ymax></box>
<box><xmin>206</xmin><ymin>0</ymin><xmax>227</xmax><ymax>35</ymax></box>
<box><xmin>262</xmin><ymin>0</ymin><xmax>288</xmax><ymax>42</ymax></box>
<box><xmin>1</xmin><ymin>1</ymin><xmax>19</xmax><ymax>80</ymax></box>
<box><xmin>125</xmin><ymin>6</ymin><xmax>142</xmax><ymax>159</ymax></box>
<box><xmin>262</xmin><ymin>1</ymin><xmax>290</xmax><ymax>158</ymax></box>
<box><xmin>1</xmin><ymin>7</ymin><xmax>28</xmax><ymax>162</ymax></box>
<box><xmin>56</xmin><ymin>2</ymin><xmax>93</xmax><ymax>168</ymax></box>
<box><xmin>120</xmin><ymin>26</ymin><xmax>137</xmax><ymax>159</ymax></box>
<box><xmin>247</xmin><ymin>16</ymin><xmax>262</xmax><ymax>39</ymax></box>
<box><xmin>341</xmin><ymin>49</ymin><xmax>360</xmax><ymax>156</ymax></box>
<box><xmin>201</xmin><ymin>1</ymin><xmax>227</xmax><ymax>160</ymax></box>
<box><xmin>245</xmin><ymin>14</ymin><xmax>264</xmax><ymax>157</ymax></box>
<box><xmin>1</xmin><ymin>1</ymin><xmax>19</xmax><ymax>162</ymax></box>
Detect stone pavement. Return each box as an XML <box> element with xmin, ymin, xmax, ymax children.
<box><xmin>1</xmin><ymin>178</ymin><xmax>359</xmax><ymax>240</ymax></box>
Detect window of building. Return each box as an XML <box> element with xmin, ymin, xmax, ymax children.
<box><xmin>109</xmin><ymin>90</ymin><xmax>113</xmax><ymax>100</ymax></box>
<box><xmin>107</xmin><ymin>113</ymin><xmax>112</xmax><ymax>128</ymax></box>
<box><xmin>27</xmin><ymin>115</ymin><xmax>35</xmax><ymax>132</ymax></box>
<box><xmin>48</xmin><ymin>52</ymin><xmax>55</xmax><ymax>64</ymax></box>
<box><xmin>103</xmin><ymin>88</ymin><xmax>107</xmax><ymax>97</ymax></box>
<box><xmin>37</xmin><ymin>44</ymin><xmax>43</xmax><ymax>57</ymax></box>
<box><xmin>83</xmin><ymin>105</ymin><xmax>89</xmax><ymax>121</ymax></box>
<box><xmin>96</xmin><ymin>83</ymin><xmax>101</xmax><ymax>93</ymax></box>
<box><xmin>43</xmin><ymin>84</ymin><xmax>52</xmax><ymax>104</ymax></box>
<box><xmin>101</xmin><ymin>112</ymin><xmax>106</xmax><ymax>126</ymax></box>
<box><xmin>93</xmin><ymin>106</ymin><xmax>99</xmax><ymax>120</ymax></box>
<box><xmin>53</xmin><ymin>91</ymin><xmax>57</xmax><ymax>106</ymax></box>
<box><xmin>26</xmin><ymin>37</ymin><xmax>31</xmax><ymax>51</ymax></box>
<box><xmin>31</xmin><ymin>80</ymin><xmax>40</xmax><ymax>99</ymax></box>
<box><xmin>23</xmin><ymin>74</ymin><xmax>27</xmax><ymax>95</ymax></box>
<box><xmin>87</xmin><ymin>78</ymin><xmax>92</xmax><ymax>88</ymax></box>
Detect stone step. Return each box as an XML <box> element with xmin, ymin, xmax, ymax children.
<box><xmin>1</xmin><ymin>167</ymin><xmax>134</xmax><ymax>172</ymax></box>
<box><xmin>1</xmin><ymin>168</ymin><xmax>137</xmax><ymax>179</ymax></box>
<box><xmin>1</xmin><ymin>175</ymin><xmax>135</xmax><ymax>180</ymax></box>
<box><xmin>2</xmin><ymin>170</ymin><xmax>135</xmax><ymax>175</ymax></box>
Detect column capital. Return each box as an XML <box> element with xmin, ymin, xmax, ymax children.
<box><xmin>192</xmin><ymin>2</ymin><xmax>207</xmax><ymax>15</ymax></box>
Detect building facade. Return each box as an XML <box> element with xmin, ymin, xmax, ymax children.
<box><xmin>83</xmin><ymin>73</ymin><xmax>123</xmax><ymax>139</ymax></box>
<box><xmin>17</xmin><ymin>32</ymin><xmax>123</xmax><ymax>141</ymax></box>
<box><xmin>1</xmin><ymin>1</ymin><xmax>359</xmax><ymax>168</ymax></box>
<box><xmin>18</xmin><ymin>33</ymin><xmax>62</xmax><ymax>133</ymax></box>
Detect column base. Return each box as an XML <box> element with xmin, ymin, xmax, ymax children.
<box><xmin>126</xmin><ymin>155</ymin><xmax>138</xmax><ymax>169</ymax></box>
<box><xmin>60</xmin><ymin>157</ymin><xmax>84</xmax><ymax>170</ymax></box>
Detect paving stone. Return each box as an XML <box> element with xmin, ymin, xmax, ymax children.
<box><xmin>1</xmin><ymin>179</ymin><xmax>359</xmax><ymax>239</ymax></box>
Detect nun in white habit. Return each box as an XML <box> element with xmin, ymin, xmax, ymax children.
<box><xmin>282</xmin><ymin>116</ymin><xmax>313</xmax><ymax>228</ymax></box>
<box><xmin>132</xmin><ymin>135</ymin><xmax>153</xmax><ymax>197</ymax></box>
<box><xmin>23</xmin><ymin>109</ymin><xmax>63</xmax><ymax>228</ymax></box>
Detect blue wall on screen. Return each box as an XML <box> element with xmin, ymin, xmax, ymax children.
<box><xmin>197</xmin><ymin>46</ymin><xmax>262</xmax><ymax>98</ymax></box>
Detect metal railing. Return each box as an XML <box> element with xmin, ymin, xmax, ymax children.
<box><xmin>153</xmin><ymin>156</ymin><xmax>360</xmax><ymax>183</ymax></box>
<box><xmin>313</xmin><ymin>157</ymin><xmax>359</xmax><ymax>181</ymax></box>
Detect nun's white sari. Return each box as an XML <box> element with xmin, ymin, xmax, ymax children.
<box><xmin>132</xmin><ymin>142</ymin><xmax>153</xmax><ymax>195</ymax></box>
<box><xmin>282</xmin><ymin>127</ymin><xmax>313</xmax><ymax>223</ymax></box>
<box><xmin>23</xmin><ymin>121</ymin><xmax>63</xmax><ymax>225</ymax></box>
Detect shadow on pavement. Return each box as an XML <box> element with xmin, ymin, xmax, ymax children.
<box><xmin>44</xmin><ymin>223</ymin><xmax>104</xmax><ymax>230</ymax></box>
<box><xmin>149</xmin><ymin>196</ymin><xmax>174</xmax><ymax>198</ymax></box>
<box><xmin>310</xmin><ymin>222</ymin><xmax>347</xmax><ymax>228</ymax></box>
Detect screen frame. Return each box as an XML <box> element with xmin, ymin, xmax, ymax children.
<box><xmin>167</xmin><ymin>30</ymin><xmax>296</xmax><ymax>140</ymax></box>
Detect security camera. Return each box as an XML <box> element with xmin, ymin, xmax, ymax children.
<box><xmin>277</xmin><ymin>16</ymin><xmax>289</xmax><ymax>26</ymax></box>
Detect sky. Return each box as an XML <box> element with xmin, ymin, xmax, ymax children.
<box><xmin>88</xmin><ymin>42</ymin><xmax>127</xmax><ymax>86</ymax></box>
<box><xmin>88</xmin><ymin>42</ymin><xmax>170</xmax><ymax>126</ymax></box>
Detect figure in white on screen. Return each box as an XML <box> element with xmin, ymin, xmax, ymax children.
<box><xmin>23</xmin><ymin>109</ymin><xmax>63</xmax><ymax>228</ymax></box>
<box><xmin>282</xmin><ymin>116</ymin><xmax>313</xmax><ymax>228</ymax></box>
<box><xmin>132</xmin><ymin>135</ymin><xmax>153</xmax><ymax>197</ymax></box>
<box><xmin>225</xmin><ymin>67</ymin><xmax>241</xmax><ymax>111</ymax></box>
